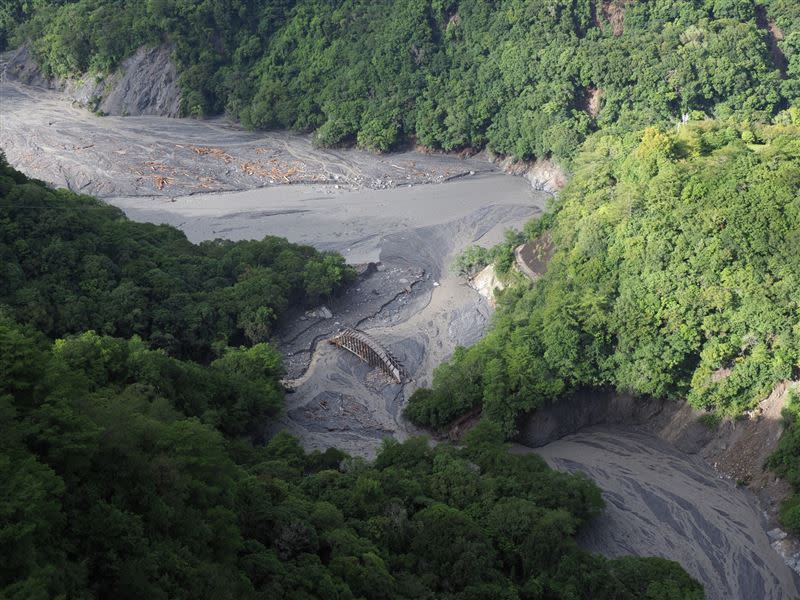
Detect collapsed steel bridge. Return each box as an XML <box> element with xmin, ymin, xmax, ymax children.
<box><xmin>328</xmin><ymin>327</ymin><xmax>405</xmax><ymax>383</ymax></box>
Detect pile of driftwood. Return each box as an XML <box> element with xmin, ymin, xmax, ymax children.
<box><xmin>240</xmin><ymin>158</ymin><xmax>301</xmax><ymax>182</ymax></box>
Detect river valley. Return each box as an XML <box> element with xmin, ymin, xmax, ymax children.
<box><xmin>3</xmin><ymin>71</ymin><xmax>799</xmax><ymax>599</ymax></box>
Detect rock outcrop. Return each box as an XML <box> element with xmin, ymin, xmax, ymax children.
<box><xmin>514</xmin><ymin>231</ymin><xmax>554</xmax><ymax>282</ymax></box>
<box><xmin>4</xmin><ymin>43</ymin><xmax>181</xmax><ymax>117</ymax></box>
<box><xmin>468</xmin><ymin>264</ymin><xmax>505</xmax><ymax>308</ymax></box>
<box><xmin>487</xmin><ymin>152</ymin><xmax>567</xmax><ymax>193</ymax></box>
<box><xmin>96</xmin><ymin>45</ymin><xmax>181</xmax><ymax>117</ymax></box>
<box><xmin>3</xmin><ymin>44</ymin><xmax>48</xmax><ymax>86</ymax></box>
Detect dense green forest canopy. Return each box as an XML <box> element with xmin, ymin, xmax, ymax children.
<box><xmin>0</xmin><ymin>155</ymin><xmax>354</xmax><ymax>362</ymax></box>
<box><xmin>406</xmin><ymin>121</ymin><xmax>800</xmax><ymax>434</ymax></box>
<box><xmin>0</xmin><ymin>322</ymin><xmax>703</xmax><ymax>599</ymax></box>
<box><xmin>4</xmin><ymin>0</ymin><xmax>800</xmax><ymax>158</ymax></box>
<box><xmin>3</xmin><ymin>0</ymin><xmax>799</xmax><ymax>593</ymax></box>
<box><xmin>0</xmin><ymin>163</ymin><xmax>704</xmax><ymax>599</ymax></box>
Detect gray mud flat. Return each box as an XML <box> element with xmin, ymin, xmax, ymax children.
<box><xmin>528</xmin><ymin>427</ymin><xmax>800</xmax><ymax>600</ymax></box>
<box><xmin>5</xmin><ymin>74</ymin><xmax>797</xmax><ymax>599</ymax></box>
<box><xmin>1</xmin><ymin>68</ymin><xmax>494</xmax><ymax>198</ymax></box>
<box><xmin>116</xmin><ymin>175</ymin><xmax>545</xmax><ymax>456</ymax></box>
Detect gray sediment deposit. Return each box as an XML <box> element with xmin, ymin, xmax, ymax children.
<box><xmin>0</xmin><ymin>56</ymin><xmax>496</xmax><ymax>198</ymax></box>
<box><xmin>4</xmin><ymin>71</ymin><xmax>798</xmax><ymax>599</ymax></box>
<box><xmin>114</xmin><ymin>177</ymin><xmax>545</xmax><ymax>455</ymax></box>
<box><xmin>528</xmin><ymin>428</ymin><xmax>798</xmax><ymax>599</ymax></box>
<box><xmin>516</xmin><ymin>391</ymin><xmax>800</xmax><ymax>599</ymax></box>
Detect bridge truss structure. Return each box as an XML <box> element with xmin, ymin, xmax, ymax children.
<box><xmin>328</xmin><ymin>327</ymin><xmax>406</xmax><ymax>383</ymax></box>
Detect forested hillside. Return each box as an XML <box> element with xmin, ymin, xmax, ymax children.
<box><xmin>4</xmin><ymin>0</ymin><xmax>800</xmax><ymax>157</ymax></box>
<box><xmin>408</xmin><ymin>117</ymin><xmax>800</xmax><ymax>540</ymax></box>
<box><xmin>0</xmin><ymin>158</ymin><xmax>354</xmax><ymax>361</ymax></box>
<box><xmin>407</xmin><ymin>121</ymin><xmax>800</xmax><ymax>433</ymax></box>
<box><xmin>0</xmin><ymin>161</ymin><xmax>704</xmax><ymax>599</ymax></box>
<box><xmin>6</xmin><ymin>0</ymin><xmax>800</xmax><ymax>594</ymax></box>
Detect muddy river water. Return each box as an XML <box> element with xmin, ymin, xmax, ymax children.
<box><xmin>3</xmin><ymin>73</ymin><xmax>798</xmax><ymax>599</ymax></box>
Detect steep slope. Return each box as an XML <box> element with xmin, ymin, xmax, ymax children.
<box><xmin>4</xmin><ymin>43</ymin><xmax>180</xmax><ymax>117</ymax></box>
<box><xmin>406</xmin><ymin>122</ymin><xmax>800</xmax><ymax>432</ymax></box>
<box><xmin>5</xmin><ymin>0</ymin><xmax>798</xmax><ymax>158</ymax></box>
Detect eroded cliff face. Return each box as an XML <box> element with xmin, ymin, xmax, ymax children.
<box><xmin>467</xmin><ymin>264</ymin><xmax>505</xmax><ymax>308</ymax></box>
<box><xmin>516</xmin><ymin>384</ymin><xmax>794</xmax><ymax>500</ymax></box>
<box><xmin>4</xmin><ymin>44</ymin><xmax>181</xmax><ymax>117</ymax></box>
<box><xmin>516</xmin><ymin>383</ymin><xmax>800</xmax><ymax>579</ymax></box>
<box><xmin>487</xmin><ymin>153</ymin><xmax>568</xmax><ymax>193</ymax></box>
<box><xmin>96</xmin><ymin>45</ymin><xmax>181</xmax><ymax>117</ymax></box>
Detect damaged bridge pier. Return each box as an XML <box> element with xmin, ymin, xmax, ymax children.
<box><xmin>329</xmin><ymin>328</ymin><xmax>405</xmax><ymax>383</ymax></box>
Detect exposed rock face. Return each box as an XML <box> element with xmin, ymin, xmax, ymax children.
<box><xmin>584</xmin><ymin>85</ymin><xmax>602</xmax><ymax>117</ymax></box>
<box><xmin>487</xmin><ymin>153</ymin><xmax>567</xmax><ymax>193</ymax></box>
<box><xmin>514</xmin><ymin>231</ymin><xmax>553</xmax><ymax>282</ymax></box>
<box><xmin>598</xmin><ymin>0</ymin><xmax>635</xmax><ymax>36</ymax></box>
<box><xmin>468</xmin><ymin>264</ymin><xmax>504</xmax><ymax>307</ymax></box>
<box><xmin>97</xmin><ymin>46</ymin><xmax>181</xmax><ymax>117</ymax></box>
<box><xmin>3</xmin><ymin>44</ymin><xmax>48</xmax><ymax>86</ymax></box>
<box><xmin>515</xmin><ymin>390</ymin><xmax>672</xmax><ymax>448</ymax></box>
<box><xmin>4</xmin><ymin>43</ymin><xmax>181</xmax><ymax>117</ymax></box>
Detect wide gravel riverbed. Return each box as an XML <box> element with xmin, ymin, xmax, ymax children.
<box><xmin>3</xmin><ymin>73</ymin><xmax>798</xmax><ymax>599</ymax></box>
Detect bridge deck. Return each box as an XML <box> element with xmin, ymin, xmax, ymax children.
<box><xmin>329</xmin><ymin>328</ymin><xmax>405</xmax><ymax>383</ymax></box>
